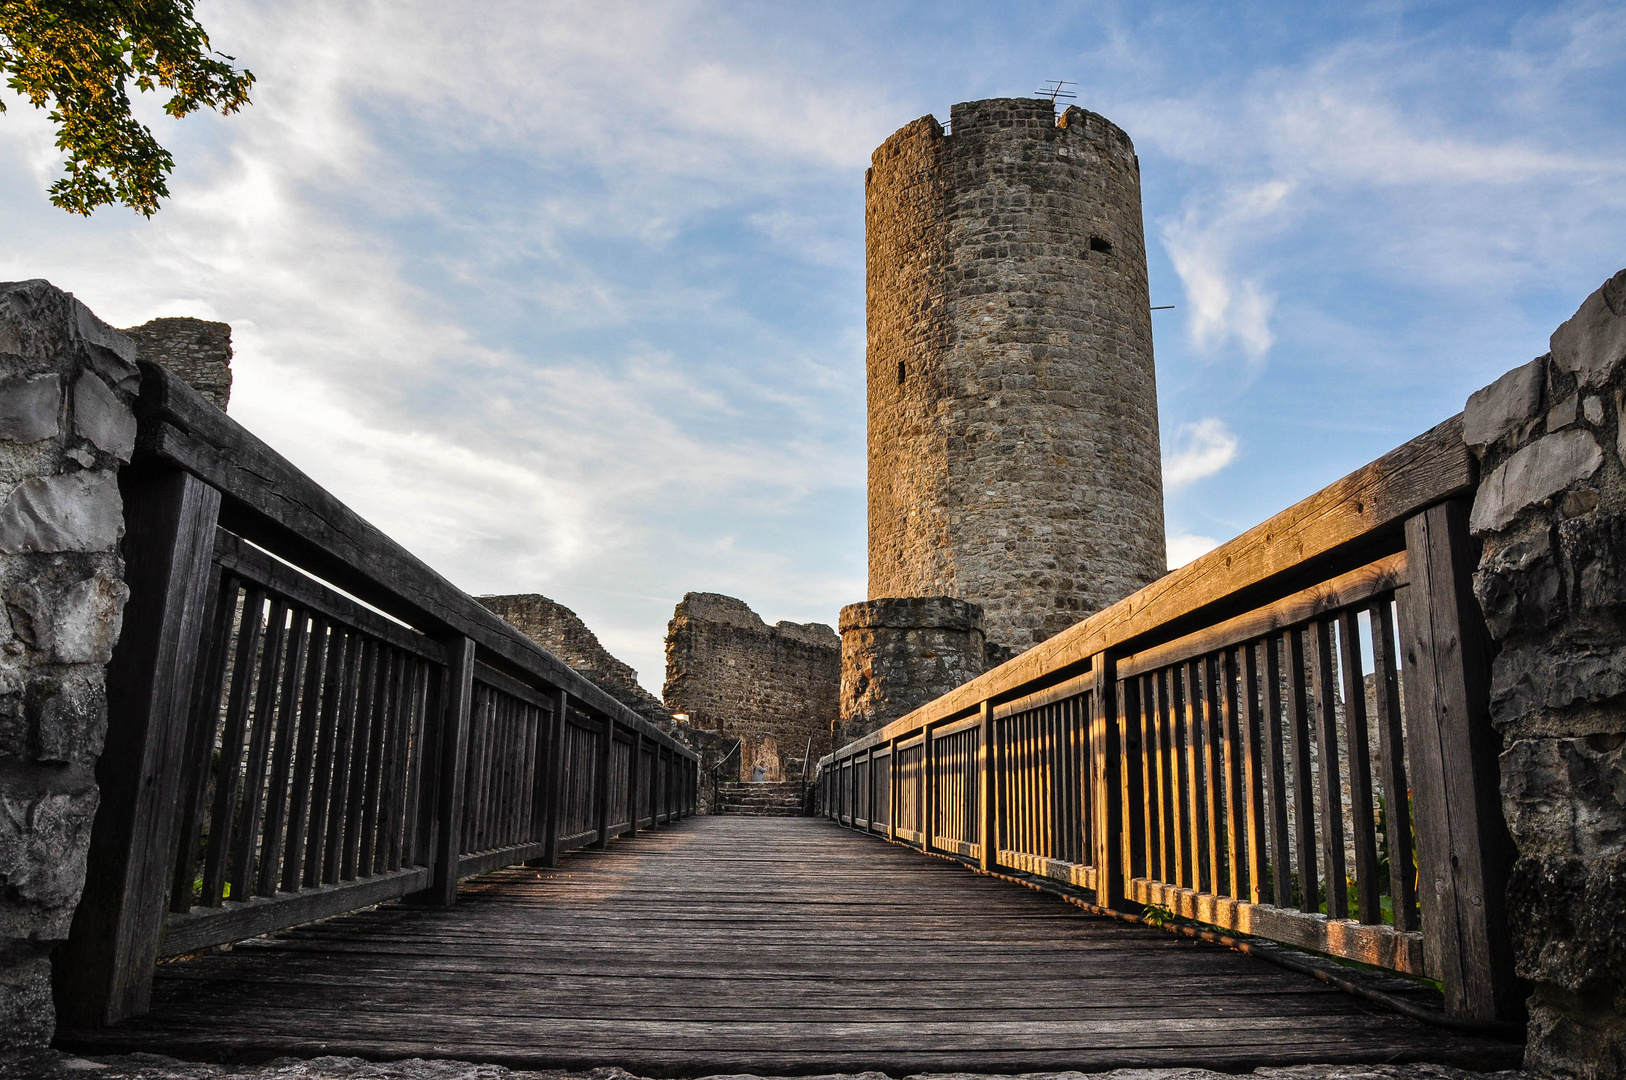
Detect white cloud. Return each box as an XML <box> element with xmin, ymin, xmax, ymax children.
<box><xmin>1160</xmin><ymin>182</ymin><xmax>1287</xmax><ymax>362</ymax></box>
<box><xmin>1167</xmin><ymin>533</ymin><xmax>1221</xmax><ymax>571</ymax></box>
<box><xmin>1162</xmin><ymin>418</ymin><xmax>1239</xmax><ymax>488</ymax></box>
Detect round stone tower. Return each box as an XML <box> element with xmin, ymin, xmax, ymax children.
<box><xmin>866</xmin><ymin>97</ymin><xmax>1166</xmax><ymax>650</ymax></box>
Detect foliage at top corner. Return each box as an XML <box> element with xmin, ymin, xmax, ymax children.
<box><xmin>0</xmin><ymin>0</ymin><xmax>254</xmax><ymax>217</ymax></box>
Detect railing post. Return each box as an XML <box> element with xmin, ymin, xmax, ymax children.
<box><xmin>427</xmin><ymin>636</ymin><xmax>476</xmax><ymax>905</ymax></box>
<box><xmin>541</xmin><ymin>689</ymin><xmax>568</xmax><ymax>867</ymax></box>
<box><xmin>627</xmin><ymin>729</ymin><xmax>643</xmax><ymax>838</ymax></box>
<box><xmin>922</xmin><ymin>725</ymin><xmax>935</xmax><ymax>853</ymax></box>
<box><xmin>1089</xmin><ymin>652</ymin><xmax>1131</xmax><ymax>910</ymax></box>
<box><xmin>593</xmin><ymin>716</ymin><xmax>614</xmax><ymax>849</ymax></box>
<box><xmin>888</xmin><ymin>737</ymin><xmax>900</xmax><ymax>842</ymax></box>
<box><xmin>1397</xmin><ymin>499</ymin><xmax>1520</xmax><ymax>1022</ymax></box>
<box><xmin>57</xmin><ymin>467</ymin><xmax>221</xmax><ymax>1026</ymax></box>
<box><xmin>978</xmin><ymin>701</ymin><xmax>995</xmax><ymax>872</ymax></box>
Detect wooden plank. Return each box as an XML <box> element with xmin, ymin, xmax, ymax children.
<box><xmin>594</xmin><ymin>716</ymin><xmax>615</xmax><ymax>849</ymax></box>
<box><xmin>833</xmin><ymin>414</ymin><xmax>1471</xmax><ymax>755</ymax></box>
<box><xmin>280</xmin><ymin>615</ymin><xmax>330</xmax><ymax>892</ymax></box>
<box><xmin>1337</xmin><ymin>608</ymin><xmax>1382</xmax><ymax>925</ymax></box>
<box><xmin>1259</xmin><ymin>638</ymin><xmax>1293</xmax><ymax>910</ymax></box>
<box><xmin>201</xmin><ymin>584</ymin><xmax>266</xmax><ymax>905</ymax></box>
<box><xmin>257</xmin><ymin>606</ymin><xmax>312</xmax><ymax>896</ymax></box>
<box><xmin>213</xmin><ymin>529</ymin><xmax>444</xmax><ymax>663</ymax></box>
<box><xmin>58</xmin><ymin>466</ymin><xmax>223</xmax><ymax>1025</ymax></box>
<box><xmin>1398</xmin><ymin>500</ymin><xmax>1519</xmax><ymax>1021</ymax></box>
<box><xmin>1116</xmin><ymin>553</ymin><xmax>1408</xmax><ymax>680</ymax></box>
<box><xmin>160</xmin><ymin>867</ymin><xmax>431</xmax><ymax>957</ymax></box>
<box><xmin>1220</xmin><ymin>647</ymin><xmax>1248</xmax><ymax>902</ymax></box>
<box><xmin>992</xmin><ymin>671</ymin><xmax>1092</xmax><ymax>721</ymax></box>
<box><xmin>1368</xmin><ymin>597</ymin><xmax>1418</xmax><ymax>931</ymax></box>
<box><xmin>458</xmin><ymin>842</ymin><xmax>550</xmax><ymax>879</ymax></box>
<box><xmin>167</xmin><ymin>569</ymin><xmax>235</xmax><ymax>913</ymax></box>
<box><xmin>1307</xmin><ymin>618</ymin><xmax>1347</xmax><ymax>920</ymax></box>
<box><xmin>1284</xmin><ymin>629</ymin><xmax>1320</xmax><ymax>914</ymax></box>
<box><xmin>429</xmin><ymin>637</ymin><xmax>475</xmax><ymax>904</ymax></box>
<box><xmin>132</xmin><ymin>364</ymin><xmax>694</xmax><ymax>762</ymax></box>
<box><xmin>978</xmin><ymin>702</ymin><xmax>994</xmax><ymax>871</ymax></box>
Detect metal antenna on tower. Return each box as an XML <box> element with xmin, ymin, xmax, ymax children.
<box><xmin>1037</xmin><ymin>80</ymin><xmax>1077</xmax><ymax>105</ymax></box>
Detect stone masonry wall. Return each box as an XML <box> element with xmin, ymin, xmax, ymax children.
<box><xmin>478</xmin><ymin>593</ymin><xmax>671</xmax><ymax>725</ymax></box>
<box><xmin>120</xmin><ymin>319</ymin><xmax>231</xmax><ymax>413</ymax></box>
<box><xmin>0</xmin><ymin>281</ymin><xmax>136</xmax><ymax>1049</ymax></box>
<box><xmin>1464</xmin><ymin>268</ymin><xmax>1626</xmax><ymax>1079</ymax></box>
<box><xmin>663</xmin><ymin>593</ymin><xmax>838</xmax><ymax>782</ymax></box>
<box><xmin>838</xmin><ymin>596</ymin><xmax>990</xmax><ymax>744</ymax></box>
<box><xmin>866</xmin><ymin>98</ymin><xmax>1167</xmax><ymax>650</ymax></box>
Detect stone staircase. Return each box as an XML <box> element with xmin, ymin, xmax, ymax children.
<box><xmin>714</xmin><ymin>780</ymin><xmax>805</xmax><ymax>816</ymax></box>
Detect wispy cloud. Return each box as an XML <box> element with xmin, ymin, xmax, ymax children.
<box><xmin>1163</xmin><ymin>419</ymin><xmax>1239</xmax><ymax>488</ymax></box>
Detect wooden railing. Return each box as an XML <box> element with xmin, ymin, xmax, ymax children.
<box><xmin>60</xmin><ymin>363</ymin><xmax>698</xmax><ymax>1027</ymax></box>
<box><xmin>818</xmin><ymin>414</ymin><xmax>1521</xmax><ymax>1023</ymax></box>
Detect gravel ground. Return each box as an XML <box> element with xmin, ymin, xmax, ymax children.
<box><xmin>0</xmin><ymin>1053</ymin><xmax>1533</xmax><ymax>1080</ymax></box>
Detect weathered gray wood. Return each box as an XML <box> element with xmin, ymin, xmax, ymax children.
<box><xmin>594</xmin><ymin>716</ymin><xmax>614</xmax><ymax>850</ymax></box>
<box><xmin>57</xmin><ymin>466</ymin><xmax>222</xmax><ymax>1025</ymax></box>
<box><xmin>428</xmin><ymin>637</ymin><xmax>475</xmax><ymax>905</ymax></box>
<box><xmin>168</xmin><ymin>567</ymin><xmax>235</xmax><ymax>912</ymax></box>
<box><xmin>1284</xmin><ymin>629</ymin><xmax>1320</xmax><ymax>914</ymax></box>
<box><xmin>61</xmin><ymin>818</ymin><xmax>1518</xmax><ymax>1073</ymax></box>
<box><xmin>1336</xmin><ymin>608</ymin><xmax>1382</xmax><ymax>924</ymax></box>
<box><xmin>1368</xmin><ymin>596</ymin><xmax>1418</xmax><ymax>931</ymax></box>
<box><xmin>1398</xmin><ymin>500</ymin><xmax>1520</xmax><ymax>1021</ymax></box>
<box><xmin>161</xmin><ymin>866</ymin><xmax>430</xmax><ymax>957</ymax></box>
<box><xmin>1259</xmin><ymin>637</ymin><xmax>1293</xmax><ymax>909</ymax></box>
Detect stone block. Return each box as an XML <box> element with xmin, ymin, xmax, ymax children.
<box><xmin>0</xmin><ymin>950</ymin><xmax>54</xmax><ymax>1050</ymax></box>
<box><xmin>1561</xmin><ymin>510</ymin><xmax>1626</xmax><ymax>613</ymax></box>
<box><xmin>0</xmin><ymin>785</ymin><xmax>99</xmax><ymax>941</ymax></box>
<box><xmin>1501</xmin><ymin>736</ymin><xmax>1626</xmax><ymax>859</ymax></box>
<box><xmin>1464</xmin><ymin>358</ymin><xmax>1545</xmax><ymax>455</ymax></box>
<box><xmin>1547</xmin><ymin>392</ymin><xmax>1579</xmax><ymax>432</ymax></box>
<box><xmin>1526</xmin><ymin>985</ymin><xmax>1626</xmax><ymax>1080</ymax></box>
<box><xmin>1507</xmin><ymin>853</ymin><xmax>1626</xmax><ymax>998</ymax></box>
<box><xmin>1473</xmin><ymin>525</ymin><xmax>1561</xmax><ymax>638</ymax></box>
<box><xmin>1491</xmin><ymin>637</ymin><xmax>1626</xmax><ymax>737</ymax></box>
<box><xmin>0</xmin><ymin>469</ymin><xmax>122</xmax><ymax>554</ymax></box>
<box><xmin>72</xmin><ymin>372</ymin><xmax>135</xmax><ymax>462</ymax></box>
<box><xmin>1551</xmin><ymin>268</ymin><xmax>1626</xmax><ymax>389</ymax></box>
<box><xmin>1470</xmin><ymin>429</ymin><xmax>1604</xmax><ymax>534</ymax></box>
<box><xmin>51</xmin><ymin>573</ymin><xmax>128</xmax><ymax>665</ymax></box>
<box><xmin>32</xmin><ymin>675</ymin><xmax>107</xmax><ymax>766</ymax></box>
<box><xmin>0</xmin><ymin>377</ymin><xmax>60</xmax><ymax>445</ymax></box>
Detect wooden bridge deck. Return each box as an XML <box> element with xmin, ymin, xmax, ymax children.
<box><xmin>60</xmin><ymin>817</ymin><xmax>1521</xmax><ymax>1075</ymax></box>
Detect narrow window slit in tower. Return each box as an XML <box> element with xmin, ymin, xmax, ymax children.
<box><xmin>897</xmin><ymin>361</ymin><xmax>906</xmax><ymax>385</ymax></box>
<box><xmin>1089</xmin><ymin>236</ymin><xmax>1113</xmax><ymax>255</ymax></box>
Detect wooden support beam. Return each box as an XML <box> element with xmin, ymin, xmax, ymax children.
<box><xmin>1090</xmin><ymin>653</ymin><xmax>1130</xmax><ymax>910</ymax></box>
<box><xmin>593</xmin><ymin>717</ymin><xmax>614</xmax><ymax>849</ymax></box>
<box><xmin>57</xmin><ymin>466</ymin><xmax>221</xmax><ymax>1026</ymax></box>
<box><xmin>978</xmin><ymin>702</ymin><xmax>995</xmax><ymax>872</ymax></box>
<box><xmin>540</xmin><ymin>689</ymin><xmax>568</xmax><ymax>866</ymax></box>
<box><xmin>1398</xmin><ymin>499</ymin><xmax>1521</xmax><ymax>1022</ymax></box>
<box><xmin>426</xmin><ymin>637</ymin><xmax>475</xmax><ymax>905</ymax></box>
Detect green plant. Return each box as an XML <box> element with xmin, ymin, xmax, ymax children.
<box><xmin>1140</xmin><ymin>902</ymin><xmax>1175</xmax><ymax>928</ymax></box>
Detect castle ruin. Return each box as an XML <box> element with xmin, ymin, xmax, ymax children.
<box><xmin>663</xmin><ymin>592</ymin><xmax>838</xmax><ymax>781</ymax></box>
<box><xmin>842</xmin><ymin>97</ymin><xmax>1169</xmax><ymax>737</ymax></box>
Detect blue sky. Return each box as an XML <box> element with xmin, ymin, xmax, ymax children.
<box><xmin>2</xmin><ymin>1</ymin><xmax>1622</xmax><ymax>693</ymax></box>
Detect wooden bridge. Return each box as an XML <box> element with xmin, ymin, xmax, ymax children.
<box><xmin>53</xmin><ymin>363</ymin><xmax>1525</xmax><ymax>1073</ymax></box>
<box><xmin>61</xmin><ymin>817</ymin><xmax>1517</xmax><ymax>1073</ymax></box>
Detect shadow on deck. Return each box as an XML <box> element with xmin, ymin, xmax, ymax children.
<box><xmin>58</xmin><ymin>817</ymin><xmax>1522</xmax><ymax>1076</ymax></box>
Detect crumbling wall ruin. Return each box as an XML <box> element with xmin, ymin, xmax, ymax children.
<box><xmin>663</xmin><ymin>593</ymin><xmax>838</xmax><ymax>782</ymax></box>
<box><xmin>0</xmin><ymin>281</ymin><xmax>136</xmax><ymax>1050</ymax></box>
<box><xmin>119</xmin><ymin>318</ymin><xmax>232</xmax><ymax>413</ymax></box>
<box><xmin>1465</xmin><ymin>268</ymin><xmax>1626</xmax><ymax>1079</ymax></box>
<box><xmin>479</xmin><ymin>593</ymin><xmax>670</xmax><ymax>724</ymax></box>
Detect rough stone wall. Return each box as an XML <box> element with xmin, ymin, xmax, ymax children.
<box><xmin>120</xmin><ymin>318</ymin><xmax>231</xmax><ymax>412</ymax></box>
<box><xmin>478</xmin><ymin>593</ymin><xmax>670</xmax><ymax>725</ymax></box>
<box><xmin>1464</xmin><ymin>268</ymin><xmax>1626</xmax><ymax>1079</ymax></box>
<box><xmin>838</xmin><ymin>597</ymin><xmax>990</xmax><ymax>744</ymax></box>
<box><xmin>866</xmin><ymin>98</ymin><xmax>1166</xmax><ymax>650</ymax></box>
<box><xmin>663</xmin><ymin>593</ymin><xmax>838</xmax><ymax>782</ymax></box>
<box><xmin>0</xmin><ymin>281</ymin><xmax>136</xmax><ymax>1049</ymax></box>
